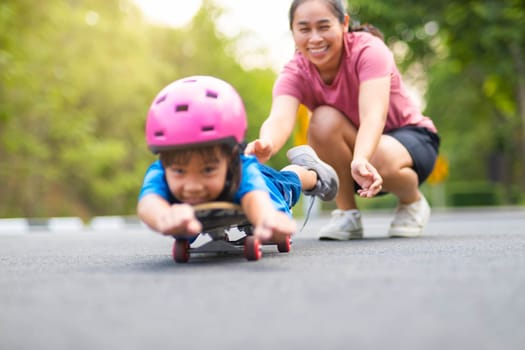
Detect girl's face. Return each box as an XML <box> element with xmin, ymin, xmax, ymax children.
<box><xmin>291</xmin><ymin>0</ymin><xmax>348</xmax><ymax>75</ymax></box>
<box><xmin>164</xmin><ymin>148</ymin><xmax>229</xmax><ymax>205</ymax></box>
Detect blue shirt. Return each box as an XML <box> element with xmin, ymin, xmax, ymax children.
<box><xmin>138</xmin><ymin>155</ymin><xmax>301</xmax><ymax>215</ymax></box>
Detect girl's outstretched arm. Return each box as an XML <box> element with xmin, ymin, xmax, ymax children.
<box><xmin>137</xmin><ymin>194</ymin><xmax>202</xmax><ymax>236</ymax></box>
<box><xmin>240</xmin><ymin>190</ymin><xmax>296</xmax><ymax>241</ymax></box>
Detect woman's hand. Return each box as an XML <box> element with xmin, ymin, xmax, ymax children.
<box><xmin>156</xmin><ymin>203</ymin><xmax>202</xmax><ymax>237</ymax></box>
<box><xmin>351</xmin><ymin>159</ymin><xmax>383</xmax><ymax>198</ymax></box>
<box><xmin>244</xmin><ymin>139</ymin><xmax>273</xmax><ymax>163</ymax></box>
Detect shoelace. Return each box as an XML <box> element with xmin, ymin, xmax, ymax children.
<box><xmin>299</xmin><ymin>196</ymin><xmax>317</xmax><ymax>232</ymax></box>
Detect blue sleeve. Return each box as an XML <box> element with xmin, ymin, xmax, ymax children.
<box><xmin>233</xmin><ymin>155</ymin><xmax>270</xmax><ymax>203</ymax></box>
<box><xmin>138</xmin><ymin>160</ymin><xmax>174</xmax><ymax>202</ymax></box>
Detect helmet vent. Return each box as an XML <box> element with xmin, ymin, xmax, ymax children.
<box><xmin>154</xmin><ymin>131</ymin><xmax>164</xmax><ymax>137</ymax></box>
<box><xmin>175</xmin><ymin>104</ymin><xmax>189</xmax><ymax>112</ymax></box>
<box><xmin>202</xmin><ymin>126</ymin><xmax>215</xmax><ymax>132</ymax></box>
<box><xmin>155</xmin><ymin>94</ymin><xmax>167</xmax><ymax>104</ymax></box>
<box><xmin>206</xmin><ymin>90</ymin><xmax>218</xmax><ymax>98</ymax></box>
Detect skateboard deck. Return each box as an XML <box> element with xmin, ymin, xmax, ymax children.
<box><xmin>171</xmin><ymin>202</ymin><xmax>291</xmax><ymax>263</ymax></box>
<box><xmin>193</xmin><ymin>202</ymin><xmax>250</xmax><ymax>231</ymax></box>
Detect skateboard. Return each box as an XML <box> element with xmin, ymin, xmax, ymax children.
<box><xmin>171</xmin><ymin>202</ymin><xmax>292</xmax><ymax>263</ymax></box>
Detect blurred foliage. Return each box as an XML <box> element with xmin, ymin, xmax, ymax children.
<box><xmin>349</xmin><ymin>0</ymin><xmax>525</xmax><ymax>205</ymax></box>
<box><xmin>0</xmin><ymin>0</ymin><xmax>282</xmax><ymax>219</ymax></box>
<box><xmin>0</xmin><ymin>0</ymin><xmax>523</xmax><ymax>219</ymax></box>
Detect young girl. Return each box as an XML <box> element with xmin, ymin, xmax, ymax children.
<box><xmin>245</xmin><ymin>0</ymin><xmax>440</xmax><ymax>240</ymax></box>
<box><xmin>137</xmin><ymin>75</ymin><xmax>339</xmax><ymax>243</ymax></box>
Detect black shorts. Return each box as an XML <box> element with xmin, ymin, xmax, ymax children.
<box><xmin>387</xmin><ymin>126</ymin><xmax>440</xmax><ymax>184</ymax></box>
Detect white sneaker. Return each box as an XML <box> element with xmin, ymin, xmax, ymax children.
<box><xmin>319</xmin><ymin>210</ymin><xmax>363</xmax><ymax>240</ymax></box>
<box><xmin>388</xmin><ymin>194</ymin><xmax>431</xmax><ymax>238</ymax></box>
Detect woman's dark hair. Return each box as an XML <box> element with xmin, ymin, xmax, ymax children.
<box><xmin>159</xmin><ymin>143</ymin><xmax>242</xmax><ymax>202</ymax></box>
<box><xmin>349</xmin><ymin>23</ymin><xmax>384</xmax><ymax>41</ymax></box>
<box><xmin>289</xmin><ymin>0</ymin><xmax>346</xmax><ymax>29</ymax></box>
<box><xmin>288</xmin><ymin>0</ymin><xmax>384</xmax><ymax>41</ymax></box>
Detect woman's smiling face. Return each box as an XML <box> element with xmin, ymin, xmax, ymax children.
<box><xmin>291</xmin><ymin>0</ymin><xmax>348</xmax><ymax>76</ymax></box>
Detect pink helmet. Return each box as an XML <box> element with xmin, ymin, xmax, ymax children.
<box><xmin>146</xmin><ymin>75</ymin><xmax>247</xmax><ymax>153</ymax></box>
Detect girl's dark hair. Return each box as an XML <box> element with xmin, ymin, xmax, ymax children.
<box><xmin>288</xmin><ymin>0</ymin><xmax>384</xmax><ymax>41</ymax></box>
<box><xmin>159</xmin><ymin>143</ymin><xmax>242</xmax><ymax>202</ymax></box>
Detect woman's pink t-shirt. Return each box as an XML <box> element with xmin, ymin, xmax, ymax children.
<box><xmin>273</xmin><ymin>32</ymin><xmax>437</xmax><ymax>133</ymax></box>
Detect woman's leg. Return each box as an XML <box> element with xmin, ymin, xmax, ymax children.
<box><xmin>307</xmin><ymin>106</ymin><xmax>432</xmax><ymax>238</ymax></box>
<box><xmin>307</xmin><ymin>106</ymin><xmax>363</xmax><ymax>240</ymax></box>
<box><xmin>370</xmin><ymin>135</ymin><xmax>421</xmax><ymax>204</ymax></box>
<box><xmin>308</xmin><ymin>106</ymin><xmax>359</xmax><ymax>210</ymax></box>
<box><xmin>308</xmin><ymin>106</ymin><xmax>423</xmax><ymax>206</ymax></box>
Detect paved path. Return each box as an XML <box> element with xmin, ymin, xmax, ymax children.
<box><xmin>1</xmin><ymin>208</ymin><xmax>524</xmax><ymax>350</ymax></box>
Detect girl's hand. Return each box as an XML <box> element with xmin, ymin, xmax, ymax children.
<box><xmin>253</xmin><ymin>211</ymin><xmax>296</xmax><ymax>241</ymax></box>
<box><xmin>244</xmin><ymin>139</ymin><xmax>273</xmax><ymax>163</ymax></box>
<box><xmin>156</xmin><ymin>203</ymin><xmax>202</xmax><ymax>237</ymax></box>
<box><xmin>351</xmin><ymin>159</ymin><xmax>383</xmax><ymax>198</ymax></box>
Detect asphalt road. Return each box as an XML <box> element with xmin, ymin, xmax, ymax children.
<box><xmin>1</xmin><ymin>207</ymin><xmax>524</xmax><ymax>350</ymax></box>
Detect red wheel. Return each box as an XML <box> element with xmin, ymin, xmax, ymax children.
<box><xmin>244</xmin><ymin>236</ymin><xmax>262</xmax><ymax>261</ymax></box>
<box><xmin>277</xmin><ymin>236</ymin><xmax>291</xmax><ymax>253</ymax></box>
<box><xmin>173</xmin><ymin>239</ymin><xmax>190</xmax><ymax>263</ymax></box>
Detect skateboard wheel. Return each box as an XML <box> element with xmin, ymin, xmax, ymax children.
<box><xmin>173</xmin><ymin>239</ymin><xmax>190</xmax><ymax>263</ymax></box>
<box><xmin>244</xmin><ymin>236</ymin><xmax>262</xmax><ymax>261</ymax></box>
<box><xmin>277</xmin><ymin>236</ymin><xmax>291</xmax><ymax>253</ymax></box>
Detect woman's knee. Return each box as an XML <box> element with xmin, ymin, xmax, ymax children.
<box><xmin>372</xmin><ymin>136</ymin><xmax>413</xmax><ymax>178</ymax></box>
<box><xmin>309</xmin><ymin>106</ymin><xmax>348</xmax><ymax>141</ymax></box>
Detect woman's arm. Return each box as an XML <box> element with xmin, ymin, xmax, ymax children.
<box><xmin>245</xmin><ymin>95</ymin><xmax>300</xmax><ymax>162</ymax></box>
<box><xmin>354</xmin><ymin>76</ymin><xmax>390</xmax><ymax>162</ymax></box>
<box><xmin>351</xmin><ymin>76</ymin><xmax>390</xmax><ymax>197</ymax></box>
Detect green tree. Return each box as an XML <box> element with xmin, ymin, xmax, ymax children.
<box><xmin>0</xmin><ymin>0</ymin><xmax>281</xmax><ymax>219</ymax></box>
<box><xmin>0</xmin><ymin>0</ymin><xmax>160</xmax><ymax>218</ymax></box>
<box><xmin>349</xmin><ymin>0</ymin><xmax>525</xmax><ymax>203</ymax></box>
